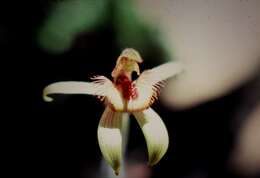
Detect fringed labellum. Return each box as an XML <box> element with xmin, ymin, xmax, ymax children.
<box><xmin>43</xmin><ymin>48</ymin><xmax>183</xmax><ymax>175</ymax></box>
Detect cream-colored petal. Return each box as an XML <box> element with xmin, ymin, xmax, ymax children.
<box><xmin>127</xmin><ymin>62</ymin><xmax>183</xmax><ymax>111</ymax></box>
<box><xmin>43</xmin><ymin>81</ymin><xmax>103</xmax><ymax>102</ymax></box>
<box><xmin>127</xmin><ymin>80</ymin><xmax>156</xmax><ymax>111</ymax></box>
<box><xmin>43</xmin><ymin>76</ymin><xmax>124</xmax><ymax>111</ymax></box>
<box><xmin>144</xmin><ymin>62</ymin><xmax>183</xmax><ymax>84</ymax></box>
<box><xmin>97</xmin><ymin>106</ymin><xmax>124</xmax><ymax>175</ymax></box>
<box><xmin>119</xmin><ymin>48</ymin><xmax>143</xmax><ymax>63</ymax></box>
<box><xmin>91</xmin><ymin>76</ymin><xmax>125</xmax><ymax>111</ymax></box>
<box><xmin>133</xmin><ymin>107</ymin><xmax>169</xmax><ymax>166</ymax></box>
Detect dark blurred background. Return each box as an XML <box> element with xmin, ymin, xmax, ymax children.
<box><xmin>2</xmin><ymin>1</ymin><xmax>260</xmax><ymax>178</ymax></box>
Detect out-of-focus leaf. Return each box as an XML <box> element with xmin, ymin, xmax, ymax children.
<box><xmin>38</xmin><ymin>0</ymin><xmax>108</xmax><ymax>53</ymax></box>
<box><xmin>113</xmin><ymin>0</ymin><xmax>170</xmax><ymax>61</ymax></box>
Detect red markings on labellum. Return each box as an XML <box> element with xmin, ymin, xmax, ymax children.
<box><xmin>115</xmin><ymin>75</ymin><xmax>138</xmax><ymax>100</ymax></box>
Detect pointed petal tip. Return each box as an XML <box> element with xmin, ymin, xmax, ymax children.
<box><xmin>114</xmin><ymin>167</ymin><xmax>120</xmax><ymax>176</ymax></box>
<box><xmin>43</xmin><ymin>95</ymin><xmax>53</xmax><ymax>102</ymax></box>
<box><xmin>147</xmin><ymin>161</ymin><xmax>155</xmax><ymax>167</ymax></box>
<box><xmin>147</xmin><ymin>151</ymin><xmax>166</xmax><ymax>166</ymax></box>
<box><xmin>111</xmin><ymin>160</ymin><xmax>121</xmax><ymax>176</ymax></box>
<box><xmin>43</xmin><ymin>86</ymin><xmax>53</xmax><ymax>102</ymax></box>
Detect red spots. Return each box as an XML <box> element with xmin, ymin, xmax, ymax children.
<box><xmin>115</xmin><ymin>75</ymin><xmax>138</xmax><ymax>100</ymax></box>
<box><xmin>131</xmin><ymin>83</ymin><xmax>138</xmax><ymax>100</ymax></box>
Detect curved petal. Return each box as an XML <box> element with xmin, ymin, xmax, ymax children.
<box><xmin>43</xmin><ymin>81</ymin><xmax>101</xmax><ymax>102</ymax></box>
<box><xmin>133</xmin><ymin>108</ymin><xmax>169</xmax><ymax>166</ymax></box>
<box><xmin>142</xmin><ymin>61</ymin><xmax>183</xmax><ymax>84</ymax></box>
<box><xmin>127</xmin><ymin>62</ymin><xmax>183</xmax><ymax>111</ymax></box>
<box><xmin>97</xmin><ymin>106</ymin><xmax>124</xmax><ymax>175</ymax></box>
<box><xmin>43</xmin><ymin>76</ymin><xmax>124</xmax><ymax>111</ymax></box>
<box><xmin>91</xmin><ymin>76</ymin><xmax>124</xmax><ymax>111</ymax></box>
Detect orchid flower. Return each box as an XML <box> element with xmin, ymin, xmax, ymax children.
<box><xmin>43</xmin><ymin>48</ymin><xmax>183</xmax><ymax>175</ymax></box>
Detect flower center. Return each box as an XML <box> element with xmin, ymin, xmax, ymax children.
<box><xmin>115</xmin><ymin>75</ymin><xmax>138</xmax><ymax>100</ymax></box>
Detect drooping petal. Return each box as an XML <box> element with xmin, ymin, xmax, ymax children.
<box><xmin>133</xmin><ymin>107</ymin><xmax>169</xmax><ymax>166</ymax></box>
<box><xmin>97</xmin><ymin>106</ymin><xmax>125</xmax><ymax>175</ymax></box>
<box><xmin>43</xmin><ymin>76</ymin><xmax>124</xmax><ymax>111</ymax></box>
<box><xmin>127</xmin><ymin>62</ymin><xmax>183</xmax><ymax>111</ymax></box>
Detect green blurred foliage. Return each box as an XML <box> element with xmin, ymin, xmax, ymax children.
<box><xmin>38</xmin><ymin>0</ymin><xmax>170</xmax><ymax>62</ymax></box>
<box><xmin>38</xmin><ymin>0</ymin><xmax>108</xmax><ymax>53</ymax></box>
<box><xmin>113</xmin><ymin>0</ymin><xmax>171</xmax><ymax>62</ymax></box>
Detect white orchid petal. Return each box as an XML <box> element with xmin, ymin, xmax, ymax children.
<box><xmin>43</xmin><ymin>81</ymin><xmax>105</xmax><ymax>102</ymax></box>
<box><xmin>43</xmin><ymin>76</ymin><xmax>124</xmax><ymax>110</ymax></box>
<box><xmin>133</xmin><ymin>108</ymin><xmax>169</xmax><ymax>166</ymax></box>
<box><xmin>97</xmin><ymin>107</ymin><xmax>124</xmax><ymax>175</ymax></box>
<box><xmin>92</xmin><ymin>76</ymin><xmax>124</xmax><ymax>111</ymax></box>
<box><xmin>127</xmin><ymin>62</ymin><xmax>183</xmax><ymax>111</ymax></box>
<box><xmin>127</xmin><ymin>82</ymin><xmax>155</xmax><ymax>111</ymax></box>
<box><xmin>146</xmin><ymin>61</ymin><xmax>183</xmax><ymax>84</ymax></box>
